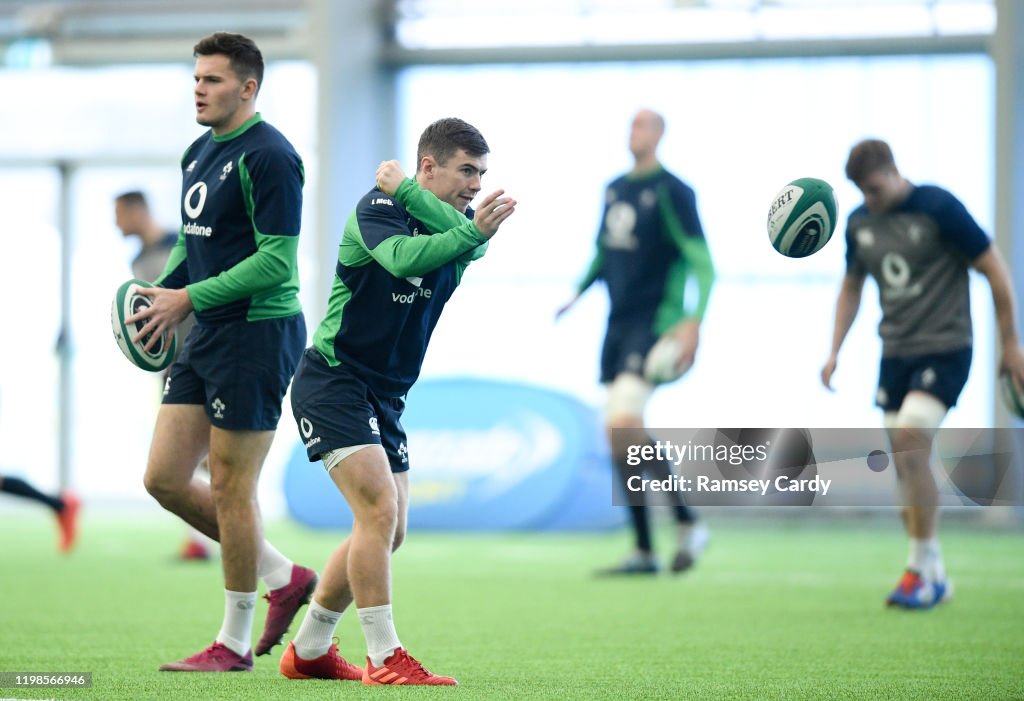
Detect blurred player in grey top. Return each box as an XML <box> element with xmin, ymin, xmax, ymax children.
<box><xmin>115</xmin><ymin>190</ymin><xmax>209</xmax><ymax>562</ymax></box>
<box><xmin>822</xmin><ymin>138</ymin><xmax>1024</xmax><ymax>609</ymax></box>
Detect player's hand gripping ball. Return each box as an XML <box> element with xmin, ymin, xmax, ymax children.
<box><xmin>643</xmin><ymin>336</ymin><xmax>693</xmax><ymax>384</ymax></box>
<box><xmin>767</xmin><ymin>177</ymin><xmax>838</xmax><ymax>258</ymax></box>
<box><xmin>111</xmin><ymin>278</ymin><xmax>176</xmax><ymax>372</ymax></box>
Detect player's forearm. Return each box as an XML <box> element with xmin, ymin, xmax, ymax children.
<box><xmin>576</xmin><ymin>246</ymin><xmax>604</xmax><ymax>295</ymax></box>
<box><xmin>830</xmin><ymin>279</ymin><xmax>862</xmax><ymax>355</ymax></box>
<box><xmin>393</xmin><ymin>178</ymin><xmax>474</xmax><ymax>233</ymax></box>
<box><xmin>988</xmin><ymin>270</ymin><xmax>1021</xmax><ymax>350</ymax></box>
<box><xmin>372</xmin><ymin>224</ymin><xmax>487</xmax><ymax>279</ymax></box>
<box><xmin>681</xmin><ymin>238</ymin><xmax>715</xmax><ymax>320</ymax></box>
<box><xmin>974</xmin><ymin>248</ymin><xmax>1021</xmax><ymax>350</ymax></box>
<box><xmin>186</xmin><ymin>235</ymin><xmax>298</xmax><ymax>312</ymax></box>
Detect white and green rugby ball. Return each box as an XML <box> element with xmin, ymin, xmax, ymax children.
<box><xmin>111</xmin><ymin>278</ymin><xmax>176</xmax><ymax>372</ymax></box>
<box><xmin>1000</xmin><ymin>374</ymin><xmax>1024</xmax><ymax>420</ymax></box>
<box><xmin>767</xmin><ymin>177</ymin><xmax>838</xmax><ymax>258</ymax></box>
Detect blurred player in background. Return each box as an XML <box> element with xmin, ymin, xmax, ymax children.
<box><xmin>126</xmin><ymin>32</ymin><xmax>316</xmax><ymax>671</ymax></box>
<box><xmin>115</xmin><ymin>190</ymin><xmax>211</xmax><ymax>561</ymax></box>
<box><xmin>558</xmin><ymin>109</ymin><xmax>715</xmax><ymax>575</ymax></box>
<box><xmin>280</xmin><ymin>118</ymin><xmax>515</xmax><ymax>685</ymax></box>
<box><xmin>822</xmin><ymin>138</ymin><xmax>1024</xmax><ymax>609</ymax></box>
<box><xmin>0</xmin><ymin>473</ymin><xmax>78</xmax><ymax>553</ymax></box>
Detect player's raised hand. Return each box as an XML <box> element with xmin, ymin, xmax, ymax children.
<box><xmin>473</xmin><ymin>189</ymin><xmax>516</xmax><ymax>239</ymax></box>
<box><xmin>375</xmin><ymin>160</ymin><xmax>406</xmax><ymax>195</ymax></box>
<box><xmin>126</xmin><ymin>287</ymin><xmax>193</xmax><ymax>352</ymax></box>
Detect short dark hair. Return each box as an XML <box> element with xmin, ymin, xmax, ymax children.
<box><xmin>193</xmin><ymin>32</ymin><xmax>264</xmax><ymax>92</ymax></box>
<box><xmin>416</xmin><ymin>118</ymin><xmax>489</xmax><ymax>170</ymax></box>
<box><xmin>845</xmin><ymin>139</ymin><xmax>897</xmax><ymax>183</ymax></box>
<box><xmin>115</xmin><ymin>190</ymin><xmax>149</xmax><ymax>209</ymax></box>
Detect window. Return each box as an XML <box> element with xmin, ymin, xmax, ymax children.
<box><xmin>399</xmin><ymin>54</ymin><xmax>995</xmax><ymax>429</ymax></box>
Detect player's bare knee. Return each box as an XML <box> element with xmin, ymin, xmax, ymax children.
<box><xmin>890</xmin><ymin>426</ymin><xmax>930</xmax><ymax>455</ymax></box>
<box><xmin>208</xmin><ymin>469</ymin><xmax>257</xmax><ymax>509</ymax></box>
<box><xmin>143</xmin><ymin>469</ymin><xmax>180</xmax><ymax>508</ymax></box>
<box><xmin>353</xmin><ymin>487</ymin><xmax>399</xmax><ymax>541</ymax></box>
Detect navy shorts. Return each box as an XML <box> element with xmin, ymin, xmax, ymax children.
<box><xmin>876</xmin><ymin>346</ymin><xmax>972</xmax><ymax>412</ymax></box>
<box><xmin>162</xmin><ymin>314</ymin><xmax>306</xmax><ymax>430</ymax></box>
<box><xmin>600</xmin><ymin>319</ymin><xmax>658</xmax><ymax>383</ymax></box>
<box><xmin>290</xmin><ymin>348</ymin><xmax>409</xmax><ymax>473</ymax></box>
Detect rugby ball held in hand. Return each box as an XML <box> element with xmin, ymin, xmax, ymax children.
<box><xmin>111</xmin><ymin>278</ymin><xmax>176</xmax><ymax>372</ymax></box>
<box><xmin>767</xmin><ymin>177</ymin><xmax>838</xmax><ymax>258</ymax></box>
<box><xmin>643</xmin><ymin>335</ymin><xmax>693</xmax><ymax>385</ymax></box>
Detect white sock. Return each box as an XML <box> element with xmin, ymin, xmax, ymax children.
<box><xmin>358</xmin><ymin>604</ymin><xmax>402</xmax><ymax>667</ymax></box>
<box><xmin>927</xmin><ymin>539</ymin><xmax>946</xmax><ymax>581</ymax></box>
<box><xmin>677</xmin><ymin>522</ymin><xmax>709</xmax><ymax>555</ymax></box>
<box><xmin>908</xmin><ymin>538</ymin><xmax>928</xmax><ymax>573</ymax></box>
<box><xmin>908</xmin><ymin>538</ymin><xmax>943</xmax><ymax>579</ymax></box>
<box><xmin>259</xmin><ymin>542</ymin><xmax>294</xmax><ymax>591</ymax></box>
<box><xmin>293</xmin><ymin>600</ymin><xmax>343</xmax><ymax>660</ymax></box>
<box><xmin>215</xmin><ymin>589</ymin><xmax>256</xmax><ymax>657</ymax></box>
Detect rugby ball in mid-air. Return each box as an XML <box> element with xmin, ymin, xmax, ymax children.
<box><xmin>111</xmin><ymin>278</ymin><xmax>175</xmax><ymax>372</ymax></box>
<box><xmin>643</xmin><ymin>335</ymin><xmax>693</xmax><ymax>385</ymax></box>
<box><xmin>999</xmin><ymin>373</ymin><xmax>1024</xmax><ymax>420</ymax></box>
<box><xmin>767</xmin><ymin>177</ymin><xmax>838</xmax><ymax>258</ymax></box>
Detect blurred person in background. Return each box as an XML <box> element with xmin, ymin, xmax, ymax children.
<box><xmin>115</xmin><ymin>189</ymin><xmax>211</xmax><ymax>561</ymax></box>
<box><xmin>822</xmin><ymin>138</ymin><xmax>1024</xmax><ymax>609</ymax></box>
<box><xmin>0</xmin><ymin>472</ymin><xmax>78</xmax><ymax>553</ymax></box>
<box><xmin>558</xmin><ymin>109</ymin><xmax>715</xmax><ymax>576</ymax></box>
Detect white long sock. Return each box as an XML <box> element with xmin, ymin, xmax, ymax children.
<box><xmin>927</xmin><ymin>539</ymin><xmax>946</xmax><ymax>581</ymax></box>
<box><xmin>216</xmin><ymin>589</ymin><xmax>256</xmax><ymax>657</ymax></box>
<box><xmin>908</xmin><ymin>538</ymin><xmax>944</xmax><ymax>580</ymax></box>
<box><xmin>293</xmin><ymin>600</ymin><xmax>344</xmax><ymax>660</ymax></box>
<box><xmin>358</xmin><ymin>604</ymin><xmax>402</xmax><ymax>667</ymax></box>
<box><xmin>259</xmin><ymin>541</ymin><xmax>294</xmax><ymax>590</ymax></box>
<box><xmin>908</xmin><ymin>538</ymin><xmax>929</xmax><ymax>573</ymax></box>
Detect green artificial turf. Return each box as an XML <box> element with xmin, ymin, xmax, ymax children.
<box><xmin>0</xmin><ymin>511</ymin><xmax>1021</xmax><ymax>700</ymax></box>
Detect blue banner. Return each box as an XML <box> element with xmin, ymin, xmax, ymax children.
<box><xmin>284</xmin><ymin>378</ymin><xmax>624</xmax><ymax>531</ymax></box>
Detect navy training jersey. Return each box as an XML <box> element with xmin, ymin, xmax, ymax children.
<box><xmin>312</xmin><ymin>178</ymin><xmax>488</xmax><ymax>398</ymax></box>
<box><xmin>578</xmin><ymin>166</ymin><xmax>714</xmax><ymax>334</ymax></box>
<box><xmin>845</xmin><ymin>184</ymin><xmax>990</xmax><ymax>357</ymax></box>
<box><xmin>157</xmin><ymin>113</ymin><xmax>304</xmax><ymax>324</ymax></box>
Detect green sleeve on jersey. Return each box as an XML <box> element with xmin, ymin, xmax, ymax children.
<box><xmin>353</xmin><ymin>179</ymin><xmax>486</xmax><ymax>279</ymax></box>
<box><xmin>455</xmin><ymin>239</ymin><xmax>490</xmax><ymax>285</ymax></box>
<box><xmin>575</xmin><ymin>241</ymin><xmax>605</xmax><ymax>295</ymax></box>
<box><xmin>393</xmin><ymin>177</ymin><xmax>488</xmax><ymax>284</ymax></box>
<box><xmin>394</xmin><ymin>178</ymin><xmax>473</xmax><ymax>233</ymax></box>
<box><xmin>654</xmin><ymin>185</ymin><xmax>715</xmax><ymax>332</ymax></box>
<box><xmin>186</xmin><ymin>233</ymin><xmax>299</xmax><ymax>315</ymax></box>
<box><xmin>154</xmin><ymin>145</ymin><xmax>197</xmax><ymax>289</ymax></box>
<box><xmin>154</xmin><ymin>230</ymin><xmax>188</xmax><ymax>288</ymax></box>
<box><xmin>185</xmin><ymin>154</ymin><xmax>301</xmax><ymax>319</ymax></box>
<box><xmin>367</xmin><ymin>224</ymin><xmax>486</xmax><ymax>279</ymax></box>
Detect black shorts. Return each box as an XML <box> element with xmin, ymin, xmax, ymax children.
<box><xmin>162</xmin><ymin>314</ymin><xmax>306</xmax><ymax>430</ymax></box>
<box><xmin>600</xmin><ymin>320</ymin><xmax>658</xmax><ymax>383</ymax></box>
<box><xmin>876</xmin><ymin>346</ymin><xmax>972</xmax><ymax>412</ymax></box>
<box><xmin>290</xmin><ymin>348</ymin><xmax>409</xmax><ymax>473</ymax></box>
